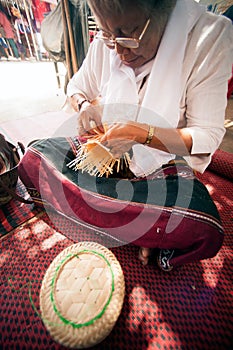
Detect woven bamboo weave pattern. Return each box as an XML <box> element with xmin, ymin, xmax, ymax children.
<box><xmin>54</xmin><ymin>253</ymin><xmax>113</xmax><ymax>324</ymax></box>
<box><xmin>40</xmin><ymin>242</ymin><xmax>125</xmax><ymax>349</ymax></box>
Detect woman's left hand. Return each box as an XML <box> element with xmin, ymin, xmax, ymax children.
<box><xmin>100</xmin><ymin>121</ymin><xmax>148</xmax><ymax>158</ymax></box>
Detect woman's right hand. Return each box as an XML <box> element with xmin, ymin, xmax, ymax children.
<box><xmin>70</xmin><ymin>96</ymin><xmax>104</xmax><ymax>137</ymax></box>
<box><xmin>78</xmin><ymin>101</ymin><xmax>104</xmax><ymax>137</ymax></box>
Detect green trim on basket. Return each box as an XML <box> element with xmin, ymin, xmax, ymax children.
<box><xmin>50</xmin><ymin>250</ymin><xmax>115</xmax><ymax>328</ymax></box>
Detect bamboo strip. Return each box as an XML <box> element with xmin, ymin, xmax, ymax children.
<box><xmin>67</xmin><ymin>138</ymin><xmax>130</xmax><ymax>177</ymax></box>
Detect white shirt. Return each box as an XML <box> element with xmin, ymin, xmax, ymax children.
<box><xmin>67</xmin><ymin>8</ymin><xmax>233</xmax><ymax>174</ymax></box>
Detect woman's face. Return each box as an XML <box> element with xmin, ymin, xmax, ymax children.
<box><xmin>94</xmin><ymin>7</ymin><xmax>165</xmax><ymax>69</ymax></box>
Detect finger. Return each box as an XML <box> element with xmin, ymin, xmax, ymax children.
<box><xmin>89</xmin><ymin>120</ymin><xmax>102</xmax><ymax>135</ymax></box>
<box><xmin>80</xmin><ymin>114</ymin><xmax>96</xmax><ymax>135</ymax></box>
<box><xmin>77</xmin><ymin>115</ymin><xmax>93</xmax><ymax>136</ymax></box>
<box><xmin>89</xmin><ymin>115</ymin><xmax>104</xmax><ymax>134</ymax></box>
<box><xmin>77</xmin><ymin>125</ymin><xmax>88</xmax><ymax>137</ymax></box>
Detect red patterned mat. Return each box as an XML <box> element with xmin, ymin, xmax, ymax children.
<box><xmin>0</xmin><ymin>180</ymin><xmax>42</xmax><ymax>237</ymax></box>
<box><xmin>207</xmin><ymin>149</ymin><xmax>233</xmax><ymax>181</ymax></box>
<box><xmin>1</xmin><ymin>170</ymin><xmax>233</xmax><ymax>350</ymax></box>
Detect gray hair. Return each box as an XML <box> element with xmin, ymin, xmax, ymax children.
<box><xmin>79</xmin><ymin>0</ymin><xmax>177</xmax><ymax>20</ymax></box>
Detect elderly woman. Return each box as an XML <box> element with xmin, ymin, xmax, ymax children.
<box><xmin>66</xmin><ymin>0</ymin><xmax>233</xmax><ymax>270</ymax></box>
<box><xmin>66</xmin><ymin>0</ymin><xmax>233</xmax><ymax>269</ymax></box>
<box><xmin>18</xmin><ymin>0</ymin><xmax>232</xmax><ymax>272</ymax></box>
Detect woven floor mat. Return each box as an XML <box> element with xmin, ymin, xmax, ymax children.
<box><xmin>1</xmin><ymin>201</ymin><xmax>233</xmax><ymax>350</ymax></box>
<box><xmin>0</xmin><ymin>180</ymin><xmax>42</xmax><ymax>237</ymax></box>
<box><xmin>207</xmin><ymin>149</ymin><xmax>233</xmax><ymax>181</ymax></box>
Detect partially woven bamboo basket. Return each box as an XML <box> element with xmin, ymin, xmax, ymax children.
<box><xmin>40</xmin><ymin>242</ymin><xmax>125</xmax><ymax>348</ymax></box>
<box><xmin>67</xmin><ymin>140</ymin><xmax>131</xmax><ymax>177</ymax></box>
<box><xmin>67</xmin><ymin>122</ymin><xmax>131</xmax><ymax>178</ymax></box>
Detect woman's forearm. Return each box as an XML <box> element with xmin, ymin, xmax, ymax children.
<box><xmin>102</xmin><ymin>122</ymin><xmax>194</xmax><ymax>156</ymax></box>
<box><xmin>145</xmin><ymin>126</ymin><xmax>193</xmax><ymax>156</ymax></box>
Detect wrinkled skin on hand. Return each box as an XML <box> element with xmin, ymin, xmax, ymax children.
<box><xmin>100</xmin><ymin>121</ymin><xmax>147</xmax><ymax>158</ymax></box>
<box><xmin>103</xmin><ymin>137</ymin><xmax>135</xmax><ymax>158</ymax></box>
<box><xmin>77</xmin><ymin>103</ymin><xmax>104</xmax><ymax>137</ymax></box>
<box><xmin>74</xmin><ymin>96</ymin><xmax>148</xmax><ymax>157</ymax></box>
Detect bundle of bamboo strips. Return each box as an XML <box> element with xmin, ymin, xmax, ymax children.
<box><xmin>67</xmin><ymin>135</ymin><xmax>131</xmax><ymax>177</ymax></box>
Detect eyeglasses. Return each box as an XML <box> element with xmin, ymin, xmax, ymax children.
<box><xmin>96</xmin><ymin>18</ymin><xmax>150</xmax><ymax>49</ymax></box>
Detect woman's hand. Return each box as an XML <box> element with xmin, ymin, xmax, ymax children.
<box><xmin>100</xmin><ymin>121</ymin><xmax>148</xmax><ymax>158</ymax></box>
<box><xmin>69</xmin><ymin>95</ymin><xmax>104</xmax><ymax>137</ymax></box>
<box><xmin>77</xmin><ymin>102</ymin><xmax>104</xmax><ymax>137</ymax></box>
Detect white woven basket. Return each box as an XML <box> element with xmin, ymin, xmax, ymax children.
<box><xmin>40</xmin><ymin>242</ymin><xmax>125</xmax><ymax>348</ymax></box>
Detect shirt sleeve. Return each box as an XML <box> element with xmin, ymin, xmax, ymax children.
<box><xmin>185</xmin><ymin>15</ymin><xmax>233</xmax><ymax>155</ymax></box>
<box><xmin>67</xmin><ymin>39</ymin><xmax>109</xmax><ymax>101</ymax></box>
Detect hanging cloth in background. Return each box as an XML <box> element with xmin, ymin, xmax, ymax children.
<box><xmin>41</xmin><ymin>0</ymin><xmax>90</xmax><ymax>80</ymax></box>
<box><xmin>14</xmin><ymin>18</ymin><xmax>31</xmax><ymax>43</ymax></box>
<box><xmin>32</xmin><ymin>0</ymin><xmax>51</xmax><ymax>25</ymax></box>
<box><xmin>0</xmin><ymin>10</ymin><xmax>15</xmax><ymax>38</ymax></box>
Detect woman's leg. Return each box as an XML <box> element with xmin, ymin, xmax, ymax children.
<box><xmin>136</xmin><ymin>163</ymin><xmax>224</xmax><ymax>271</ymax></box>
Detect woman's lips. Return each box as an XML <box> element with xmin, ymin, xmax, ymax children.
<box><xmin>121</xmin><ymin>56</ymin><xmax>138</xmax><ymax>65</ymax></box>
